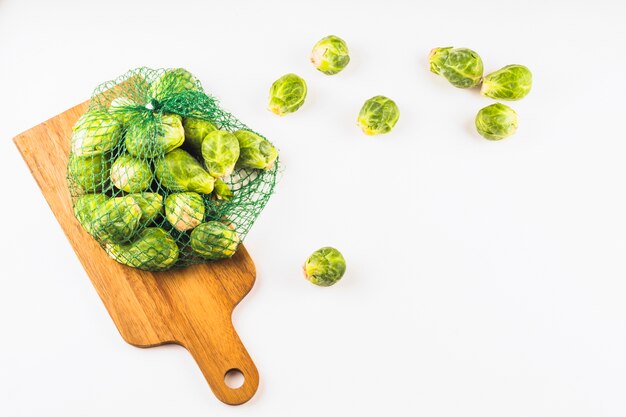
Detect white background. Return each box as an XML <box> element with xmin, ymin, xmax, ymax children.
<box><xmin>1</xmin><ymin>0</ymin><xmax>625</xmax><ymax>415</ymax></box>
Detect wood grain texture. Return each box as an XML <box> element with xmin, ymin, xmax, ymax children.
<box><xmin>13</xmin><ymin>102</ymin><xmax>259</xmax><ymax>405</ymax></box>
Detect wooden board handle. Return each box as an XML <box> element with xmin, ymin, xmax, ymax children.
<box><xmin>155</xmin><ymin>264</ymin><xmax>259</xmax><ymax>405</ymax></box>
<box><xmin>183</xmin><ymin>317</ymin><xmax>259</xmax><ymax>405</ymax></box>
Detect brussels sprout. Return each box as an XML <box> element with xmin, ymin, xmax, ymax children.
<box><xmin>303</xmin><ymin>247</ymin><xmax>346</xmax><ymax>287</ymax></box>
<box><xmin>190</xmin><ymin>221</ymin><xmax>240</xmax><ymax>260</ymax></box>
<box><xmin>125</xmin><ymin>113</ymin><xmax>185</xmax><ymax>158</ymax></box>
<box><xmin>201</xmin><ymin>130</ymin><xmax>240</xmax><ymax>178</ymax></box>
<box><xmin>154</xmin><ymin>148</ymin><xmax>215</xmax><ymax>194</ymax></box>
<box><xmin>182</xmin><ymin>117</ymin><xmax>217</xmax><ymax>155</ymax></box>
<box><xmin>165</xmin><ymin>192</ymin><xmax>205</xmax><ymax>232</ymax></box>
<box><xmin>481</xmin><ymin>64</ymin><xmax>532</xmax><ymax>101</ymax></box>
<box><xmin>128</xmin><ymin>193</ymin><xmax>163</xmax><ymax>225</ymax></box>
<box><xmin>92</xmin><ymin>196</ymin><xmax>143</xmax><ymax>243</ymax></box>
<box><xmin>310</xmin><ymin>35</ymin><xmax>350</xmax><ymax>75</ymax></box>
<box><xmin>356</xmin><ymin>95</ymin><xmax>400</xmax><ymax>135</ymax></box>
<box><xmin>234</xmin><ymin>130</ymin><xmax>278</xmax><ymax>170</ymax></box>
<box><xmin>71</xmin><ymin>111</ymin><xmax>123</xmax><ymax>157</ymax></box>
<box><xmin>475</xmin><ymin>103</ymin><xmax>518</xmax><ymax>140</ymax></box>
<box><xmin>214</xmin><ymin>179</ymin><xmax>234</xmax><ymax>201</ymax></box>
<box><xmin>429</xmin><ymin>47</ymin><xmax>484</xmax><ymax>88</ymax></box>
<box><xmin>149</xmin><ymin>68</ymin><xmax>199</xmax><ymax>102</ymax></box>
<box><xmin>109</xmin><ymin>97</ymin><xmax>138</xmax><ymax>124</ymax></box>
<box><xmin>105</xmin><ymin>228</ymin><xmax>179</xmax><ymax>271</ymax></box>
<box><xmin>268</xmin><ymin>73</ymin><xmax>307</xmax><ymax>116</ymax></box>
<box><xmin>68</xmin><ymin>154</ymin><xmax>111</xmax><ymax>192</ymax></box>
<box><xmin>74</xmin><ymin>193</ymin><xmax>109</xmax><ymax>236</ymax></box>
<box><xmin>110</xmin><ymin>154</ymin><xmax>153</xmax><ymax>193</ymax></box>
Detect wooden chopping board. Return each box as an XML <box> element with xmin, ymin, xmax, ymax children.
<box><xmin>13</xmin><ymin>101</ymin><xmax>260</xmax><ymax>405</ymax></box>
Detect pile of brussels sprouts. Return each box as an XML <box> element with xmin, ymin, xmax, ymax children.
<box><xmin>429</xmin><ymin>47</ymin><xmax>532</xmax><ymax>140</ymax></box>
<box><xmin>68</xmin><ymin>68</ymin><xmax>278</xmax><ymax>271</ymax></box>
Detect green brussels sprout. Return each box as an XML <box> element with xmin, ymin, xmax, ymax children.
<box><xmin>68</xmin><ymin>154</ymin><xmax>111</xmax><ymax>192</ymax></box>
<box><xmin>92</xmin><ymin>196</ymin><xmax>143</xmax><ymax>243</ymax></box>
<box><xmin>214</xmin><ymin>179</ymin><xmax>234</xmax><ymax>201</ymax></box>
<box><xmin>182</xmin><ymin>117</ymin><xmax>217</xmax><ymax>156</ymax></box>
<box><xmin>125</xmin><ymin>113</ymin><xmax>185</xmax><ymax>158</ymax></box>
<box><xmin>481</xmin><ymin>64</ymin><xmax>532</xmax><ymax>101</ymax></box>
<box><xmin>429</xmin><ymin>47</ymin><xmax>484</xmax><ymax>88</ymax></box>
<box><xmin>310</xmin><ymin>35</ymin><xmax>350</xmax><ymax>75</ymax></box>
<box><xmin>128</xmin><ymin>193</ymin><xmax>163</xmax><ymax>225</ymax></box>
<box><xmin>154</xmin><ymin>148</ymin><xmax>215</xmax><ymax>194</ymax></box>
<box><xmin>110</xmin><ymin>154</ymin><xmax>153</xmax><ymax>193</ymax></box>
<box><xmin>109</xmin><ymin>97</ymin><xmax>138</xmax><ymax>124</ymax></box>
<box><xmin>268</xmin><ymin>73</ymin><xmax>307</xmax><ymax>116</ymax></box>
<box><xmin>190</xmin><ymin>221</ymin><xmax>240</xmax><ymax>260</ymax></box>
<box><xmin>165</xmin><ymin>192</ymin><xmax>205</xmax><ymax>232</ymax></box>
<box><xmin>71</xmin><ymin>111</ymin><xmax>123</xmax><ymax>157</ymax></box>
<box><xmin>105</xmin><ymin>228</ymin><xmax>179</xmax><ymax>271</ymax></box>
<box><xmin>149</xmin><ymin>68</ymin><xmax>199</xmax><ymax>102</ymax></box>
<box><xmin>234</xmin><ymin>130</ymin><xmax>278</xmax><ymax>170</ymax></box>
<box><xmin>74</xmin><ymin>193</ymin><xmax>109</xmax><ymax>236</ymax></box>
<box><xmin>201</xmin><ymin>130</ymin><xmax>240</xmax><ymax>178</ymax></box>
<box><xmin>356</xmin><ymin>95</ymin><xmax>400</xmax><ymax>135</ymax></box>
<box><xmin>475</xmin><ymin>103</ymin><xmax>518</xmax><ymax>140</ymax></box>
<box><xmin>303</xmin><ymin>247</ymin><xmax>346</xmax><ymax>287</ymax></box>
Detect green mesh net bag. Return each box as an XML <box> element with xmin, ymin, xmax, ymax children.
<box><xmin>67</xmin><ymin>67</ymin><xmax>278</xmax><ymax>271</ymax></box>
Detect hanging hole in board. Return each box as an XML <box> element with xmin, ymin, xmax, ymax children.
<box><xmin>224</xmin><ymin>368</ymin><xmax>245</xmax><ymax>389</ymax></box>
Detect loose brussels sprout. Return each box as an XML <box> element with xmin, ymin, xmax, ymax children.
<box><xmin>310</xmin><ymin>35</ymin><xmax>350</xmax><ymax>75</ymax></box>
<box><xmin>128</xmin><ymin>193</ymin><xmax>163</xmax><ymax>225</ymax></box>
<box><xmin>68</xmin><ymin>154</ymin><xmax>111</xmax><ymax>192</ymax></box>
<box><xmin>214</xmin><ymin>179</ymin><xmax>234</xmax><ymax>201</ymax></box>
<box><xmin>109</xmin><ymin>97</ymin><xmax>138</xmax><ymax>124</ymax></box>
<box><xmin>92</xmin><ymin>196</ymin><xmax>143</xmax><ymax>243</ymax></box>
<box><xmin>201</xmin><ymin>130</ymin><xmax>240</xmax><ymax>178</ymax></box>
<box><xmin>110</xmin><ymin>154</ymin><xmax>153</xmax><ymax>193</ymax></box>
<box><xmin>190</xmin><ymin>221</ymin><xmax>240</xmax><ymax>260</ymax></box>
<box><xmin>71</xmin><ymin>111</ymin><xmax>123</xmax><ymax>157</ymax></box>
<box><xmin>475</xmin><ymin>103</ymin><xmax>518</xmax><ymax>140</ymax></box>
<box><xmin>356</xmin><ymin>95</ymin><xmax>400</xmax><ymax>135</ymax></box>
<box><xmin>234</xmin><ymin>130</ymin><xmax>278</xmax><ymax>170</ymax></box>
<box><xmin>268</xmin><ymin>73</ymin><xmax>307</xmax><ymax>116</ymax></box>
<box><xmin>105</xmin><ymin>227</ymin><xmax>179</xmax><ymax>271</ymax></box>
<box><xmin>481</xmin><ymin>64</ymin><xmax>532</xmax><ymax>101</ymax></box>
<box><xmin>182</xmin><ymin>117</ymin><xmax>217</xmax><ymax>156</ymax></box>
<box><xmin>74</xmin><ymin>194</ymin><xmax>109</xmax><ymax>236</ymax></box>
<box><xmin>429</xmin><ymin>47</ymin><xmax>484</xmax><ymax>88</ymax></box>
<box><xmin>149</xmin><ymin>68</ymin><xmax>199</xmax><ymax>102</ymax></box>
<box><xmin>165</xmin><ymin>192</ymin><xmax>205</xmax><ymax>232</ymax></box>
<box><xmin>303</xmin><ymin>247</ymin><xmax>346</xmax><ymax>287</ymax></box>
<box><xmin>154</xmin><ymin>148</ymin><xmax>215</xmax><ymax>194</ymax></box>
<box><xmin>125</xmin><ymin>113</ymin><xmax>185</xmax><ymax>158</ymax></box>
